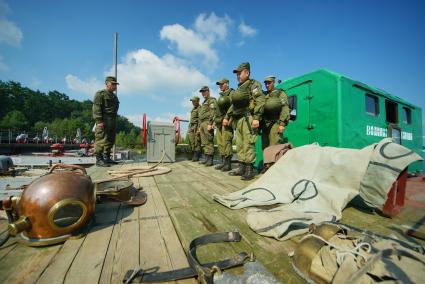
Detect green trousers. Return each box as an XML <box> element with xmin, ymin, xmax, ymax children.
<box><xmin>94</xmin><ymin>116</ymin><xmax>116</xmax><ymax>155</ymax></box>
<box><xmin>199</xmin><ymin>121</ymin><xmax>214</xmax><ymax>155</ymax></box>
<box><xmin>216</xmin><ymin>123</ymin><xmax>233</xmax><ymax>157</ymax></box>
<box><xmin>234</xmin><ymin>115</ymin><xmax>257</xmax><ymax>163</ymax></box>
<box><xmin>188</xmin><ymin>125</ymin><xmax>201</xmax><ymax>152</ymax></box>
<box><xmin>261</xmin><ymin>121</ymin><xmax>283</xmax><ymax>150</ymax></box>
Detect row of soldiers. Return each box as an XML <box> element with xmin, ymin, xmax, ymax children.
<box><xmin>188</xmin><ymin>62</ymin><xmax>290</xmax><ymax>180</ymax></box>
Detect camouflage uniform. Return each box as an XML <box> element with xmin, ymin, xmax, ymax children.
<box><xmin>215</xmin><ymin>89</ymin><xmax>234</xmax><ymax>157</ymax></box>
<box><xmin>261</xmin><ymin>80</ymin><xmax>290</xmax><ymax>149</ymax></box>
<box><xmin>225</xmin><ymin>63</ymin><xmax>265</xmax><ymax>179</ymax></box>
<box><xmin>198</xmin><ymin>87</ymin><xmax>217</xmax><ymax>157</ymax></box>
<box><xmin>188</xmin><ymin>96</ymin><xmax>201</xmax><ymax>160</ymax></box>
<box><xmin>93</xmin><ymin>77</ymin><xmax>120</xmax><ymax>162</ymax></box>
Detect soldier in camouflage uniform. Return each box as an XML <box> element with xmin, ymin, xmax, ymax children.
<box><xmin>92</xmin><ymin>76</ymin><xmax>120</xmax><ymax>167</ymax></box>
<box><xmin>214</xmin><ymin>78</ymin><xmax>234</xmax><ymax>171</ymax></box>
<box><xmin>261</xmin><ymin>76</ymin><xmax>290</xmax><ymax>149</ymax></box>
<box><xmin>223</xmin><ymin>62</ymin><xmax>265</xmax><ymax>180</ymax></box>
<box><xmin>197</xmin><ymin>86</ymin><xmax>217</xmax><ymax>167</ymax></box>
<box><xmin>188</xmin><ymin>96</ymin><xmax>201</xmax><ymax>161</ymax></box>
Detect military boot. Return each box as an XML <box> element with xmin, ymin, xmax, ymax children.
<box><xmin>214</xmin><ymin>156</ymin><xmax>224</xmax><ymax>170</ymax></box>
<box><xmin>199</xmin><ymin>155</ymin><xmax>207</xmax><ymax>164</ymax></box>
<box><xmin>96</xmin><ymin>154</ymin><xmax>110</xmax><ymax>167</ymax></box>
<box><xmin>229</xmin><ymin>162</ymin><xmax>245</xmax><ymax>176</ymax></box>
<box><xmin>241</xmin><ymin>163</ymin><xmax>255</xmax><ymax>180</ymax></box>
<box><xmin>205</xmin><ymin>155</ymin><xmax>213</xmax><ymax>167</ymax></box>
<box><xmin>104</xmin><ymin>153</ymin><xmax>119</xmax><ymax>165</ymax></box>
<box><xmin>192</xmin><ymin>151</ymin><xmax>200</xmax><ymax>162</ymax></box>
<box><xmin>221</xmin><ymin>156</ymin><xmax>232</xmax><ymax>172</ymax></box>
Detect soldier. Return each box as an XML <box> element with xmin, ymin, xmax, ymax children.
<box><xmin>222</xmin><ymin>62</ymin><xmax>265</xmax><ymax>180</ymax></box>
<box><xmin>197</xmin><ymin>86</ymin><xmax>217</xmax><ymax>166</ymax></box>
<box><xmin>214</xmin><ymin>78</ymin><xmax>234</xmax><ymax>171</ymax></box>
<box><xmin>261</xmin><ymin>76</ymin><xmax>290</xmax><ymax>149</ymax></box>
<box><xmin>188</xmin><ymin>96</ymin><xmax>201</xmax><ymax>161</ymax></box>
<box><xmin>92</xmin><ymin>76</ymin><xmax>120</xmax><ymax>167</ymax></box>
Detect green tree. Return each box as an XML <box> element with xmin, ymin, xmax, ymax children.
<box><xmin>0</xmin><ymin>111</ymin><xmax>29</xmax><ymax>130</ymax></box>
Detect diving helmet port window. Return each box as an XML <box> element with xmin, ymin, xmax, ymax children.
<box><xmin>48</xmin><ymin>199</ymin><xmax>88</xmax><ymax>231</ymax></box>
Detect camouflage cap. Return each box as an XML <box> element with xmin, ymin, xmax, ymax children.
<box><xmin>264</xmin><ymin>76</ymin><xmax>276</xmax><ymax>83</ymax></box>
<box><xmin>105</xmin><ymin>76</ymin><xmax>119</xmax><ymax>84</ymax></box>
<box><xmin>190</xmin><ymin>96</ymin><xmax>200</xmax><ymax>101</ymax></box>
<box><xmin>233</xmin><ymin>62</ymin><xmax>250</xmax><ymax>73</ymax></box>
<box><xmin>216</xmin><ymin>78</ymin><xmax>229</xmax><ymax>85</ymax></box>
<box><xmin>199</xmin><ymin>86</ymin><xmax>209</xmax><ymax>92</ymax></box>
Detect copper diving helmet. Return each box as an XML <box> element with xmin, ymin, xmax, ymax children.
<box><xmin>6</xmin><ymin>164</ymin><xmax>95</xmax><ymax>246</ymax></box>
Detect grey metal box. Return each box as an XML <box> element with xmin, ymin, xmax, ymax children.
<box><xmin>147</xmin><ymin>122</ymin><xmax>176</xmax><ymax>162</ymax></box>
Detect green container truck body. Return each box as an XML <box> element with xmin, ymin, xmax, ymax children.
<box><xmin>255</xmin><ymin>69</ymin><xmax>423</xmax><ymax>173</ymax></box>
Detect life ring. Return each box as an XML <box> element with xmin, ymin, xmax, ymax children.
<box><xmin>141</xmin><ymin>113</ymin><xmax>147</xmax><ymax>145</ymax></box>
<box><xmin>173</xmin><ymin>116</ymin><xmax>181</xmax><ymax>145</ymax></box>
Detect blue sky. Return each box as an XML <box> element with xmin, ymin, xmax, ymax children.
<box><xmin>1</xmin><ymin>0</ymin><xmax>424</xmax><ymax>134</ymax></box>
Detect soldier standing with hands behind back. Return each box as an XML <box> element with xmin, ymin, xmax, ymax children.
<box><xmin>197</xmin><ymin>86</ymin><xmax>217</xmax><ymax>167</ymax></box>
<box><xmin>223</xmin><ymin>62</ymin><xmax>265</xmax><ymax>180</ymax></box>
<box><xmin>93</xmin><ymin>76</ymin><xmax>120</xmax><ymax>167</ymax></box>
<box><xmin>214</xmin><ymin>78</ymin><xmax>234</xmax><ymax>171</ymax></box>
<box><xmin>188</xmin><ymin>96</ymin><xmax>201</xmax><ymax>161</ymax></box>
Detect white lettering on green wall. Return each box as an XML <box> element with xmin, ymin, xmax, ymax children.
<box><xmin>366</xmin><ymin>125</ymin><xmax>387</xmax><ymax>137</ymax></box>
<box><xmin>401</xmin><ymin>131</ymin><xmax>413</xmax><ymax>141</ymax></box>
<box><xmin>366</xmin><ymin>125</ymin><xmax>413</xmax><ymax>141</ymax></box>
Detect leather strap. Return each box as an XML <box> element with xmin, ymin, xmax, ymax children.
<box><xmin>123</xmin><ymin>231</ymin><xmax>250</xmax><ymax>283</ymax></box>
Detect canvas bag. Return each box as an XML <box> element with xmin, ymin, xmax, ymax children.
<box><xmin>213</xmin><ymin>139</ymin><xmax>422</xmax><ymax>240</ymax></box>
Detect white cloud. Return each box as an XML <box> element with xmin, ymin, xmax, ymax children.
<box><xmin>114</xmin><ymin>49</ymin><xmax>210</xmax><ymax>96</ymax></box>
<box><xmin>65</xmin><ymin>75</ymin><xmax>103</xmax><ymax>97</ymax></box>
<box><xmin>0</xmin><ymin>0</ymin><xmax>23</xmax><ymax>47</ymax></box>
<box><xmin>238</xmin><ymin>21</ymin><xmax>257</xmax><ymax>37</ymax></box>
<box><xmin>160</xmin><ymin>12</ymin><xmax>232</xmax><ymax>70</ymax></box>
<box><xmin>194</xmin><ymin>12</ymin><xmax>231</xmax><ymax>41</ymax></box>
<box><xmin>66</xmin><ymin>49</ymin><xmax>211</xmax><ymax>98</ymax></box>
<box><xmin>160</xmin><ymin>24</ymin><xmax>219</xmax><ymax>69</ymax></box>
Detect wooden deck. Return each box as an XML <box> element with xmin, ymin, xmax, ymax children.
<box><xmin>0</xmin><ymin>160</ymin><xmax>424</xmax><ymax>283</ymax></box>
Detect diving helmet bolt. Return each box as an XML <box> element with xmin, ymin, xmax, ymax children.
<box><xmin>8</xmin><ymin>216</ymin><xmax>31</xmax><ymax>236</ymax></box>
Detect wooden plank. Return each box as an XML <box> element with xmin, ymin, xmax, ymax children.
<box><xmin>110</xmin><ymin>205</ymin><xmax>140</xmax><ymax>283</ymax></box>
<box><xmin>97</xmin><ymin>213</ymin><xmax>121</xmax><ymax>284</ymax></box>
<box><xmin>138</xmin><ymin>174</ymin><xmax>195</xmax><ymax>284</ymax></box>
<box><xmin>37</xmin><ymin>237</ymin><xmax>86</xmax><ymax>284</ymax></box>
<box><xmin>0</xmin><ymin>244</ymin><xmax>61</xmax><ymax>284</ymax></box>
<box><xmin>64</xmin><ymin>202</ymin><xmax>120</xmax><ymax>284</ymax></box>
<box><xmin>154</xmin><ymin>162</ymin><xmax>304</xmax><ymax>283</ymax></box>
<box><xmin>0</xmin><ymin>219</ymin><xmax>18</xmax><ymax>262</ymax></box>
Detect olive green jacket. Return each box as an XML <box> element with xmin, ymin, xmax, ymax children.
<box><xmin>225</xmin><ymin>79</ymin><xmax>265</xmax><ymax>120</ymax></box>
<box><xmin>198</xmin><ymin>96</ymin><xmax>217</xmax><ymax>125</ymax></box>
<box><xmin>189</xmin><ymin>105</ymin><xmax>200</xmax><ymax>131</ymax></box>
<box><xmin>214</xmin><ymin>88</ymin><xmax>234</xmax><ymax>125</ymax></box>
<box><xmin>264</xmin><ymin>88</ymin><xmax>290</xmax><ymax>126</ymax></box>
<box><xmin>92</xmin><ymin>89</ymin><xmax>119</xmax><ymax>123</ymax></box>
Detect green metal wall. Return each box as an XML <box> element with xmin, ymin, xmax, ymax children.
<box><xmin>255</xmin><ymin>69</ymin><xmax>423</xmax><ymax>173</ymax></box>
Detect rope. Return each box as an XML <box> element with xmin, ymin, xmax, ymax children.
<box><xmin>300</xmin><ymin>233</ymin><xmax>372</xmax><ymax>264</ymax></box>
<box><xmin>94</xmin><ymin>150</ymin><xmax>167</xmax><ymax>184</ymax></box>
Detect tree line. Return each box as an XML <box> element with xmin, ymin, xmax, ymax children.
<box><xmin>0</xmin><ymin>80</ymin><xmax>141</xmax><ymax>148</ymax></box>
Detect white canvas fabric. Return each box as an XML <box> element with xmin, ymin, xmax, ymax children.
<box><xmin>213</xmin><ymin>139</ymin><xmax>422</xmax><ymax>240</ymax></box>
